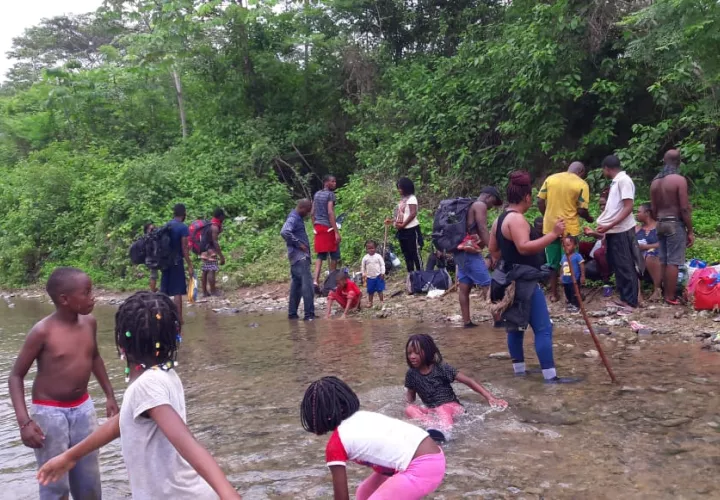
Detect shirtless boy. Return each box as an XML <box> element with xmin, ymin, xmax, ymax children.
<box><xmin>9</xmin><ymin>266</ymin><xmax>118</xmax><ymax>500</ymax></box>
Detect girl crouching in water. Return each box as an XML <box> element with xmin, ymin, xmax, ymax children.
<box><xmin>301</xmin><ymin>376</ymin><xmax>445</xmax><ymax>500</ymax></box>
<box><xmin>405</xmin><ymin>334</ymin><xmax>507</xmax><ymax>438</ymax></box>
<box><xmin>38</xmin><ymin>292</ymin><xmax>240</xmax><ymax>499</ymax></box>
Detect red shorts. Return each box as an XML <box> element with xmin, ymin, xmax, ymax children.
<box><xmin>314</xmin><ymin>224</ymin><xmax>338</xmax><ymax>254</ymax></box>
<box><xmin>328</xmin><ymin>290</ymin><xmax>361</xmax><ymax>309</ymax></box>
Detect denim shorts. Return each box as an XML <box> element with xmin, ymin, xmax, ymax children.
<box><xmin>32</xmin><ymin>396</ymin><xmax>101</xmax><ymax>500</ymax></box>
<box><xmin>657</xmin><ymin>219</ymin><xmax>687</xmax><ymax>266</ymax></box>
<box><xmin>457</xmin><ymin>252</ymin><xmax>491</xmax><ymax>286</ymax></box>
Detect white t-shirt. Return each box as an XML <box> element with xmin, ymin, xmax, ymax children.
<box><xmin>596</xmin><ymin>171</ymin><xmax>636</xmax><ymax>234</ymax></box>
<box><xmin>396</xmin><ymin>195</ymin><xmax>419</xmax><ymax>229</ymax></box>
<box><xmin>120</xmin><ymin>369</ymin><xmax>218</xmax><ymax>499</ymax></box>
<box><xmin>361</xmin><ymin>253</ymin><xmax>386</xmax><ymax>278</ymax></box>
<box><xmin>325</xmin><ymin>411</ymin><xmax>428</xmax><ymax>474</ymax></box>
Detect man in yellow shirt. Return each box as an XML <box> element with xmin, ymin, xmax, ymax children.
<box><xmin>538</xmin><ymin>162</ymin><xmax>594</xmax><ymax>301</ymax></box>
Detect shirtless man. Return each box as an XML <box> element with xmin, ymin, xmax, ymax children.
<box><xmin>9</xmin><ymin>267</ymin><xmax>118</xmax><ymax>499</ymax></box>
<box><xmin>455</xmin><ymin>186</ymin><xmax>503</xmax><ymax>328</ymax></box>
<box><xmin>650</xmin><ymin>149</ymin><xmax>694</xmax><ymax>305</ymax></box>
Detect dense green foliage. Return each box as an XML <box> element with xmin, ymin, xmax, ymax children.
<box><xmin>1</xmin><ymin>0</ymin><xmax>719</xmax><ymax>288</ymax></box>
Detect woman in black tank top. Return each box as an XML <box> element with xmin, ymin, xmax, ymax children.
<box><xmin>488</xmin><ymin>171</ymin><xmax>580</xmax><ymax>385</ymax></box>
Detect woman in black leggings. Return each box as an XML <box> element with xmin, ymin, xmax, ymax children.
<box><xmin>391</xmin><ymin>177</ymin><xmax>423</xmax><ymax>272</ymax></box>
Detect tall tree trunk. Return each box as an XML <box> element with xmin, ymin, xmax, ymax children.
<box><xmin>171</xmin><ymin>68</ymin><xmax>187</xmax><ymax>139</ymax></box>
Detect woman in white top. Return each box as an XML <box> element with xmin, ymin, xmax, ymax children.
<box><xmin>388</xmin><ymin>177</ymin><xmax>423</xmax><ymax>272</ymax></box>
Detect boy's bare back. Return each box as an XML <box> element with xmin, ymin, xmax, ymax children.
<box><xmin>27</xmin><ymin>313</ymin><xmax>98</xmax><ymax>401</ymax></box>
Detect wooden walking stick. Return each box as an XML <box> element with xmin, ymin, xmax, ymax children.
<box><xmin>564</xmin><ymin>247</ymin><xmax>618</xmax><ymax>383</ymax></box>
<box><xmin>382</xmin><ymin>221</ymin><xmax>389</xmax><ymax>262</ymax></box>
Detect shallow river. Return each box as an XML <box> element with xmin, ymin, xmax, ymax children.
<box><xmin>2</xmin><ymin>297</ymin><xmax>720</xmax><ymax>499</ymax></box>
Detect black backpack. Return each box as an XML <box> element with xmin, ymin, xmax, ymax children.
<box><xmin>144</xmin><ymin>224</ymin><xmax>176</xmax><ymax>271</ymax></box>
<box><xmin>406</xmin><ymin>269</ymin><xmax>452</xmax><ymax>294</ymax></box>
<box><xmin>431</xmin><ymin>198</ymin><xmax>475</xmax><ymax>252</ymax></box>
<box><xmin>129</xmin><ymin>237</ymin><xmax>147</xmax><ymax>265</ymax></box>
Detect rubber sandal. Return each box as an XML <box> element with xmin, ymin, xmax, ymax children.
<box><xmin>664</xmin><ymin>298</ymin><xmax>680</xmax><ymax>306</ymax></box>
<box><xmin>545</xmin><ymin>376</ymin><xmax>583</xmax><ymax>384</ymax></box>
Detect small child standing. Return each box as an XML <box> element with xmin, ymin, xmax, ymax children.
<box><xmin>326</xmin><ymin>272</ymin><xmax>362</xmax><ymax>319</ymax></box>
<box><xmin>404</xmin><ymin>334</ymin><xmax>506</xmax><ymax>441</ymax></box>
<box><xmin>9</xmin><ymin>267</ymin><xmax>118</xmax><ymax>500</ymax></box>
<box><xmin>361</xmin><ymin>240</ymin><xmax>386</xmax><ymax>307</ymax></box>
<box><xmin>37</xmin><ymin>291</ymin><xmax>241</xmax><ymax>499</ymax></box>
<box><xmin>560</xmin><ymin>235</ymin><xmax>585</xmax><ymax>312</ymax></box>
<box><xmin>301</xmin><ymin>376</ymin><xmax>446</xmax><ymax>500</ymax></box>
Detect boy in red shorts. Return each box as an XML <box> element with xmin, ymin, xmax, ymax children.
<box><xmin>326</xmin><ymin>273</ymin><xmax>362</xmax><ymax>319</ymax></box>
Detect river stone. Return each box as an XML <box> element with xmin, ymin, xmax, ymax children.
<box><xmin>488</xmin><ymin>352</ymin><xmax>511</xmax><ymax>360</ymax></box>
<box><xmin>659</xmin><ymin>417</ymin><xmax>691</xmax><ymax>427</ymax></box>
<box><xmin>525</xmin><ymin>487</ymin><xmax>543</xmax><ymax>495</ymax></box>
<box><xmin>584</xmin><ymin>350</ymin><xmax>599</xmax><ymax>358</ymax></box>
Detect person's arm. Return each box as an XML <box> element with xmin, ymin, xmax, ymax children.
<box><xmin>280</xmin><ymin>217</ymin><xmax>301</xmax><ymax>247</ymax></box>
<box><xmin>508</xmin><ymin>214</ymin><xmax>565</xmax><ymax>255</ymax></box>
<box><xmin>677</xmin><ymin>176</ymin><xmax>694</xmax><ymax>247</ymax></box>
<box><xmin>597</xmin><ymin>199</ymin><xmax>633</xmax><ymax>234</ymax></box>
<box><xmin>311</xmin><ymin>200</ymin><xmax>316</xmax><ymax>225</ymax></box>
<box><xmin>328</xmin><ymin>198</ymin><xmax>340</xmax><ymax>242</ymax></box>
<box><xmin>537</xmin><ymin>198</ymin><xmax>546</xmax><ymax>216</ymax></box>
<box><xmin>342</xmin><ymin>291</ymin><xmax>356</xmax><ymax>318</ymax></box>
<box><xmin>329</xmin><ymin>465</ymin><xmax>349</xmax><ymax>500</ymax></box>
<box><xmin>578</xmin><ymin>208</ymin><xmax>594</xmax><ymax>223</ymax></box>
<box><xmin>9</xmin><ymin>325</ymin><xmax>46</xmax><ymax>448</ymax></box>
<box><xmin>650</xmin><ymin>180</ymin><xmax>659</xmax><ymax>219</ymax></box>
<box><xmin>379</xmin><ymin>255</ymin><xmax>385</xmax><ymax>278</ymax></box>
<box><xmin>579</xmin><ymin>258</ymin><xmax>586</xmax><ymax>285</ymax></box>
<box><xmin>397</xmin><ymin>204</ymin><xmax>418</xmax><ymax>229</ymax></box>
<box><xmin>38</xmin><ymin>414</ymin><xmax>121</xmax><ymax>486</ymax></box>
<box><xmin>472</xmin><ymin>203</ymin><xmax>491</xmax><ymax>248</ymax></box>
<box><xmin>405</xmin><ymin>387</ymin><xmax>417</xmax><ymax>404</ymax></box>
<box><xmin>537</xmin><ymin>180</ymin><xmax>548</xmax><ymax>216</ymax></box>
<box><xmin>149</xmin><ymin>405</ymin><xmax>241</xmax><ymax>499</ymax></box>
<box><xmin>488</xmin><ymin>219</ymin><xmax>501</xmax><ymax>263</ymax></box>
<box><xmin>361</xmin><ymin>256</ymin><xmax>368</xmax><ymax>278</ymax></box>
<box><xmin>582</xmin><ymin>227</ymin><xmax>603</xmax><ymax>240</ymax></box>
<box><xmin>578</xmin><ymin>183</ymin><xmax>593</xmax><ymax>223</ymax></box>
<box><xmin>89</xmin><ymin>317</ymin><xmax>118</xmax><ymax>417</ymax></box>
<box><xmin>181</xmin><ymin>234</ymin><xmax>194</xmax><ymax>276</ymax></box>
<box><xmin>455</xmin><ymin>372</ymin><xmax>507</xmax><ymax>408</ymax></box>
<box><xmin>211</xmin><ymin>226</ymin><xmax>225</xmax><ymax>265</ymax></box>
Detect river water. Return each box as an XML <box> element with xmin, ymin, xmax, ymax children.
<box><xmin>2</xmin><ymin>297</ymin><xmax>719</xmax><ymax>499</ymax></box>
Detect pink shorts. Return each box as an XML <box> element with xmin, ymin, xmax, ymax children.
<box><xmin>405</xmin><ymin>402</ymin><xmax>465</xmax><ymax>431</ymax></box>
<box><xmin>356</xmin><ymin>451</ymin><xmax>446</xmax><ymax>500</ymax></box>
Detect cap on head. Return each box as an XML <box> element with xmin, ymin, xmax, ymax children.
<box><xmin>480</xmin><ymin>186</ymin><xmax>503</xmax><ymax>206</ymax></box>
<box><xmin>46</xmin><ymin>267</ymin><xmax>88</xmax><ymax>304</ymax></box>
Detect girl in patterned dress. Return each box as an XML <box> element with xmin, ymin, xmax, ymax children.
<box><xmin>404</xmin><ymin>334</ymin><xmax>507</xmax><ymax>438</ymax></box>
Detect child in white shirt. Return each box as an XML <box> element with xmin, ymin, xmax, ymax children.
<box><xmin>361</xmin><ymin>240</ymin><xmax>386</xmax><ymax>307</ymax></box>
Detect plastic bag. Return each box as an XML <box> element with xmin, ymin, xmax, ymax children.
<box><xmin>187</xmin><ymin>274</ymin><xmax>198</xmax><ymax>304</ymax></box>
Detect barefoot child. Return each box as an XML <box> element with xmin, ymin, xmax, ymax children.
<box><xmin>326</xmin><ymin>272</ymin><xmax>362</xmax><ymax>318</ymax></box>
<box><xmin>9</xmin><ymin>266</ymin><xmax>118</xmax><ymax>499</ymax></box>
<box><xmin>361</xmin><ymin>240</ymin><xmax>385</xmax><ymax>307</ymax></box>
<box><xmin>37</xmin><ymin>291</ymin><xmax>241</xmax><ymax>499</ymax></box>
<box><xmin>559</xmin><ymin>235</ymin><xmax>585</xmax><ymax>312</ymax></box>
<box><xmin>301</xmin><ymin>376</ymin><xmax>445</xmax><ymax>500</ymax></box>
<box><xmin>404</xmin><ymin>334</ymin><xmax>507</xmax><ymax>441</ymax></box>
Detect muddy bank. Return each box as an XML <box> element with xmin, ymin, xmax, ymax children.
<box><xmin>4</xmin><ymin>276</ymin><xmax>719</xmax><ymax>350</ymax></box>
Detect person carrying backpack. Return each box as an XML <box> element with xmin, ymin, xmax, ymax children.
<box><xmin>199</xmin><ymin>208</ymin><xmax>226</xmax><ymax>297</ymax></box>
<box><xmin>161</xmin><ymin>204</ymin><xmax>194</xmax><ymax>324</ymax></box>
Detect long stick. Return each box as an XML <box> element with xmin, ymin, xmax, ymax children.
<box><xmin>383</xmin><ymin>222</ymin><xmax>389</xmax><ymax>261</ymax></box>
<box><xmin>565</xmin><ymin>249</ymin><xmax>618</xmax><ymax>383</ymax></box>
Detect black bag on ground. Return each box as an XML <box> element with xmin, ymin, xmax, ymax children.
<box><xmin>144</xmin><ymin>223</ymin><xmax>176</xmax><ymax>271</ymax></box>
<box><xmin>431</xmin><ymin>198</ymin><xmax>475</xmax><ymax>252</ymax></box>
<box><xmin>321</xmin><ymin>269</ymin><xmax>344</xmax><ymax>297</ymax></box>
<box><xmin>129</xmin><ymin>237</ymin><xmax>147</xmax><ymax>265</ymax></box>
<box><xmin>406</xmin><ymin>269</ymin><xmax>452</xmax><ymax>294</ymax></box>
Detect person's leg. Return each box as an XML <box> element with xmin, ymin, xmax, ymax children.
<box><xmin>527</xmin><ymin>285</ymin><xmax>557</xmax><ymax>380</ymax></box>
<box><xmin>435</xmin><ymin>402</ymin><xmax>465</xmax><ymax>430</ymax></box>
<box><xmin>149</xmin><ymin>268</ymin><xmax>158</xmax><ymax>293</ymax></box>
<box><xmin>606</xmin><ymin>232</ymin><xmax>638</xmax><ymax>307</ymax></box>
<box><xmin>202</xmin><ymin>269</ymin><xmax>209</xmax><ymax>296</ymax></box>
<box><xmin>409</xmin><ymin>229</ymin><xmax>422</xmax><ymax>271</ymax></box>
<box><xmin>356</xmin><ymin>472</ymin><xmax>390</xmax><ymax>500</ymax></box>
<box><xmin>299</xmin><ymin>259</ymin><xmax>315</xmax><ymax>319</ymax></box>
<box><xmin>369</xmin><ymin>452</ymin><xmax>446</xmax><ymax>499</ymax></box>
<box><xmin>208</xmin><ymin>269</ymin><xmax>217</xmax><ymax>295</ymax></box>
<box><xmin>326</xmin><ymin>291</ymin><xmax>337</xmax><ymax>318</ymax></box>
<box><xmin>397</xmin><ymin>230</ymin><xmax>415</xmax><ymax>272</ymax></box>
<box><xmin>68</xmin><ymin>399</ymin><xmax>101</xmax><ymax>500</ymax></box>
<box><xmin>645</xmin><ymin>256</ymin><xmax>662</xmax><ymax>301</ymax></box>
<box><xmin>545</xmin><ymin>240</ymin><xmax>562</xmax><ymax>302</ymax></box>
<box><xmin>314</xmin><ymin>257</ymin><xmax>323</xmax><ymax>285</ymax></box>
<box><xmin>32</xmin><ymin>405</ymin><xmax>71</xmax><ymax>500</ymax></box>
<box><xmin>378</xmin><ymin>291</ymin><xmax>384</xmax><ymax>303</ymax></box>
<box><xmin>458</xmin><ymin>282</ymin><xmax>472</xmax><ymax>325</ymax></box>
<box><xmin>662</xmin><ymin>222</ymin><xmax>686</xmax><ymax>303</ymax></box>
<box><xmin>564</xmin><ymin>283</ymin><xmax>579</xmax><ymax>307</ymax></box>
<box><xmin>368</xmin><ymin>292</ymin><xmax>374</xmax><ymax>307</ymax></box>
<box><xmin>330</xmin><ymin>244</ymin><xmax>341</xmax><ymax>272</ymax></box>
<box><xmin>174</xmin><ymin>294</ymin><xmax>183</xmax><ymax>324</ymax></box>
<box><xmin>405</xmin><ymin>404</ymin><xmax>433</xmax><ymax>426</ymax></box>
<box><xmin>507</xmin><ymin>330</ymin><xmax>526</xmax><ymax>375</ymax></box>
<box><xmin>426</xmin><ymin>252</ymin><xmax>438</xmax><ymax>272</ymax></box>
<box><xmin>288</xmin><ymin>262</ymin><xmax>302</xmax><ymax>318</ymax></box>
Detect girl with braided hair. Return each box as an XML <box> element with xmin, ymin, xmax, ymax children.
<box><xmin>38</xmin><ymin>292</ymin><xmax>241</xmax><ymax>499</ymax></box>
<box><xmin>301</xmin><ymin>376</ymin><xmax>445</xmax><ymax>500</ymax></box>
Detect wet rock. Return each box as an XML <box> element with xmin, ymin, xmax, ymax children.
<box><xmin>673</xmin><ymin>388</ymin><xmax>687</xmax><ymax>394</ymax></box>
<box><xmin>584</xmin><ymin>350</ymin><xmax>599</xmax><ymax>358</ymax></box>
<box><xmin>645</xmin><ymin>310</ymin><xmax>659</xmax><ymax>318</ymax></box>
<box><xmin>618</xmin><ymin>386</ymin><xmax>643</xmax><ymax>393</ymax></box>
<box><xmin>525</xmin><ymin>487</ymin><xmax>543</xmax><ymax>495</ymax></box>
<box><xmin>638</xmin><ymin>328</ymin><xmax>653</xmax><ymax>336</ymax></box>
<box><xmin>659</xmin><ymin>417</ymin><xmax>691</xmax><ymax>427</ymax></box>
<box><xmin>707</xmin><ymin>422</ymin><xmax>720</xmax><ymax>429</ymax></box>
<box><xmin>590</xmin><ymin>310</ymin><xmax>610</xmax><ymax>317</ymax></box>
<box><xmin>488</xmin><ymin>352</ymin><xmax>511</xmax><ymax>360</ymax></box>
<box><xmin>674</xmin><ymin>310</ymin><xmax>686</xmax><ymax>319</ymax></box>
<box><xmin>248</xmin><ymin>322</ymin><xmax>260</xmax><ymax>328</ymax></box>
<box><xmin>649</xmin><ymin>386</ymin><xmax>669</xmax><ymax>393</ymax></box>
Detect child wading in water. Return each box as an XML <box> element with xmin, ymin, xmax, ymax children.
<box><xmin>559</xmin><ymin>235</ymin><xmax>585</xmax><ymax>312</ymax></box>
<box><xmin>404</xmin><ymin>334</ymin><xmax>507</xmax><ymax>441</ymax></box>
<box><xmin>301</xmin><ymin>376</ymin><xmax>445</xmax><ymax>500</ymax></box>
<box><xmin>9</xmin><ymin>267</ymin><xmax>118</xmax><ymax>500</ymax></box>
<box><xmin>326</xmin><ymin>272</ymin><xmax>362</xmax><ymax>319</ymax></box>
<box><xmin>37</xmin><ymin>291</ymin><xmax>241</xmax><ymax>499</ymax></box>
<box><xmin>361</xmin><ymin>240</ymin><xmax>386</xmax><ymax>307</ymax></box>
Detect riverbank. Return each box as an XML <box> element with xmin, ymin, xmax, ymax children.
<box><xmin>4</xmin><ymin>275</ymin><xmax>719</xmax><ymax>352</ymax></box>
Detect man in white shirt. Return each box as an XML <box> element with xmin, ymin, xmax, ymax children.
<box><xmin>596</xmin><ymin>155</ymin><xmax>645</xmax><ymax>308</ymax></box>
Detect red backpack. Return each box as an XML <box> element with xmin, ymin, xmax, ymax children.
<box><xmin>188</xmin><ymin>219</ymin><xmax>213</xmax><ymax>255</ymax></box>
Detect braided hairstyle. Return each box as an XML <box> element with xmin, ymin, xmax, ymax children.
<box><xmin>405</xmin><ymin>334</ymin><xmax>443</xmax><ymax>369</ymax></box>
<box><xmin>115</xmin><ymin>291</ymin><xmax>181</xmax><ymax>369</ymax></box>
<box><xmin>300</xmin><ymin>376</ymin><xmax>360</xmax><ymax>435</ymax></box>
